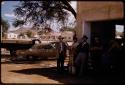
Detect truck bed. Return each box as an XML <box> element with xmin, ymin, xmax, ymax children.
<box><xmin>1</xmin><ymin>39</ymin><xmax>34</xmax><ymax>50</ymax></box>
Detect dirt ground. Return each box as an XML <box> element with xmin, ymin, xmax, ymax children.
<box><xmin>1</xmin><ymin>56</ymin><xmax>123</xmax><ymax>84</ymax></box>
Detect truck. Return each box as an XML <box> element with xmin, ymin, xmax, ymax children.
<box><xmin>1</xmin><ymin>39</ymin><xmax>40</xmax><ymax>56</ymax></box>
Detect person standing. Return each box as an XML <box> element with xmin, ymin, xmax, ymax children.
<box><xmin>68</xmin><ymin>37</ymin><xmax>78</xmax><ymax>74</ymax></box>
<box><xmin>75</xmin><ymin>35</ymin><xmax>89</xmax><ymax>77</ymax></box>
<box><xmin>108</xmin><ymin>39</ymin><xmax>121</xmax><ymax>73</ymax></box>
<box><xmin>90</xmin><ymin>37</ymin><xmax>103</xmax><ymax>73</ymax></box>
<box><xmin>56</xmin><ymin>36</ymin><xmax>68</xmax><ymax>73</ymax></box>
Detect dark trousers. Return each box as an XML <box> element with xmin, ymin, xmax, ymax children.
<box><xmin>91</xmin><ymin>53</ymin><xmax>101</xmax><ymax>72</ymax></box>
<box><xmin>57</xmin><ymin>52</ymin><xmax>65</xmax><ymax>72</ymax></box>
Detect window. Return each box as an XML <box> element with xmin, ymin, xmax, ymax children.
<box><xmin>115</xmin><ymin>25</ymin><xmax>124</xmax><ymax>39</ymax></box>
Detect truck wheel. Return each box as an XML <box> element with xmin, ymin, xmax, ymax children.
<box><xmin>25</xmin><ymin>56</ymin><xmax>30</xmax><ymax>61</ymax></box>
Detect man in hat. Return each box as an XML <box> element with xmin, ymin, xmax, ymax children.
<box><xmin>56</xmin><ymin>35</ymin><xmax>68</xmax><ymax>73</ymax></box>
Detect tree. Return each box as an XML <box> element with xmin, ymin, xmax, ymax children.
<box><xmin>44</xmin><ymin>26</ymin><xmax>53</xmax><ymax>33</ymax></box>
<box><xmin>1</xmin><ymin>18</ymin><xmax>10</xmax><ymax>32</ymax></box>
<box><xmin>12</xmin><ymin>19</ymin><xmax>25</xmax><ymax>27</ymax></box>
<box><xmin>25</xmin><ymin>30</ymin><xmax>33</xmax><ymax>38</ymax></box>
<box><xmin>60</xmin><ymin>27</ymin><xmax>75</xmax><ymax>32</ymax></box>
<box><xmin>1</xmin><ymin>18</ymin><xmax>10</xmax><ymax>37</ymax></box>
<box><xmin>19</xmin><ymin>32</ymin><xmax>25</xmax><ymax>37</ymax></box>
<box><xmin>13</xmin><ymin>1</ymin><xmax>76</xmax><ymax>28</ymax></box>
<box><xmin>60</xmin><ymin>26</ymin><xmax>77</xmax><ymax>40</ymax></box>
<box><xmin>38</xmin><ymin>27</ymin><xmax>53</xmax><ymax>35</ymax></box>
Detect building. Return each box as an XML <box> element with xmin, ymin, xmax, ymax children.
<box><xmin>76</xmin><ymin>1</ymin><xmax>124</xmax><ymax>45</ymax></box>
<box><xmin>40</xmin><ymin>31</ymin><xmax>74</xmax><ymax>42</ymax></box>
<box><xmin>8</xmin><ymin>28</ymin><xmax>39</xmax><ymax>39</ymax></box>
<box><xmin>5</xmin><ymin>33</ymin><xmax>18</xmax><ymax>39</ymax></box>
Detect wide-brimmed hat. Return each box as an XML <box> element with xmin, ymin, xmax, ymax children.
<box><xmin>58</xmin><ymin>35</ymin><xmax>64</xmax><ymax>39</ymax></box>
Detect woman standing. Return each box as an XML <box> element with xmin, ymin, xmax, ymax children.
<box><xmin>75</xmin><ymin>35</ymin><xmax>89</xmax><ymax>77</ymax></box>
<box><xmin>68</xmin><ymin>37</ymin><xmax>78</xmax><ymax>74</ymax></box>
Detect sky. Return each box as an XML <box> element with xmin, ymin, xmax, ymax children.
<box><xmin>1</xmin><ymin>1</ymin><xmax>20</xmax><ymax>31</ymax></box>
<box><xmin>1</xmin><ymin>1</ymin><xmax>77</xmax><ymax>32</ymax></box>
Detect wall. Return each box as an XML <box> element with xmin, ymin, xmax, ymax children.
<box><xmin>76</xmin><ymin>1</ymin><xmax>124</xmax><ymax>39</ymax></box>
<box><xmin>7</xmin><ymin>33</ymin><xmax>18</xmax><ymax>39</ymax></box>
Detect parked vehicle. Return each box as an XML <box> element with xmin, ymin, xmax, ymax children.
<box><xmin>16</xmin><ymin>42</ymin><xmax>59</xmax><ymax>60</ymax></box>
<box><xmin>1</xmin><ymin>39</ymin><xmax>41</xmax><ymax>56</ymax></box>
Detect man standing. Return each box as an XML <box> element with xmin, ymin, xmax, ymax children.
<box><xmin>57</xmin><ymin>36</ymin><xmax>68</xmax><ymax>73</ymax></box>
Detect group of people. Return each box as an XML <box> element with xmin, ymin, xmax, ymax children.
<box><xmin>56</xmin><ymin>35</ymin><xmax>124</xmax><ymax>77</ymax></box>
<box><xmin>56</xmin><ymin>35</ymin><xmax>89</xmax><ymax>76</ymax></box>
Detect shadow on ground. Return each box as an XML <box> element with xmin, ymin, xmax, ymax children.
<box><xmin>10</xmin><ymin>66</ymin><xmax>123</xmax><ymax>84</ymax></box>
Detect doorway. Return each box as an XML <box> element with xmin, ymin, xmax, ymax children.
<box><xmin>90</xmin><ymin>19</ymin><xmax>124</xmax><ymax>48</ymax></box>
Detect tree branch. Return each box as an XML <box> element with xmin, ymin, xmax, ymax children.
<box><xmin>62</xmin><ymin>0</ymin><xmax>76</xmax><ymax>18</ymax></box>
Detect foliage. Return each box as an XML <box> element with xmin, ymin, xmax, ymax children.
<box><xmin>25</xmin><ymin>30</ymin><xmax>33</xmax><ymax>37</ymax></box>
<box><xmin>38</xmin><ymin>27</ymin><xmax>53</xmax><ymax>35</ymax></box>
<box><xmin>13</xmin><ymin>1</ymin><xmax>76</xmax><ymax>29</ymax></box>
<box><xmin>60</xmin><ymin>26</ymin><xmax>77</xmax><ymax>40</ymax></box>
<box><xmin>60</xmin><ymin>27</ymin><xmax>75</xmax><ymax>32</ymax></box>
<box><xmin>1</xmin><ymin>18</ymin><xmax>10</xmax><ymax>37</ymax></box>
<box><xmin>19</xmin><ymin>32</ymin><xmax>25</xmax><ymax>37</ymax></box>
<box><xmin>1</xmin><ymin>18</ymin><xmax>10</xmax><ymax>32</ymax></box>
<box><xmin>12</xmin><ymin>19</ymin><xmax>25</xmax><ymax>27</ymax></box>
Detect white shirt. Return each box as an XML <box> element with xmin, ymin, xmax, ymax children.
<box><xmin>60</xmin><ymin>42</ymin><xmax>63</xmax><ymax>51</ymax></box>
